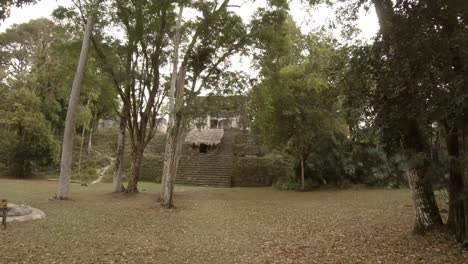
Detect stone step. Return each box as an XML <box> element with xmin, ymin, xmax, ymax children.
<box><xmin>176</xmin><ymin>178</ymin><xmax>231</xmax><ymax>182</ymax></box>
<box><xmin>176</xmin><ymin>179</ymin><xmax>231</xmax><ymax>183</ymax></box>
<box><xmin>178</xmin><ymin>167</ymin><xmax>233</xmax><ymax>171</ymax></box>
<box><xmin>177</xmin><ymin>175</ymin><xmax>231</xmax><ymax>179</ymax></box>
<box><xmin>178</xmin><ymin>165</ymin><xmax>232</xmax><ymax>168</ymax></box>
<box><xmin>178</xmin><ymin>172</ymin><xmax>232</xmax><ymax>175</ymax></box>
<box><xmin>176</xmin><ymin>183</ymin><xmax>231</xmax><ymax>187</ymax></box>
<box><xmin>177</xmin><ymin>173</ymin><xmax>232</xmax><ymax>177</ymax></box>
<box><xmin>177</xmin><ymin>176</ymin><xmax>230</xmax><ymax>179</ymax></box>
<box><xmin>177</xmin><ymin>174</ymin><xmax>231</xmax><ymax>178</ymax></box>
<box><xmin>179</xmin><ymin>161</ymin><xmax>233</xmax><ymax>164</ymax></box>
<box><xmin>178</xmin><ymin>165</ymin><xmax>232</xmax><ymax>169</ymax></box>
<box><xmin>177</xmin><ymin>171</ymin><xmax>232</xmax><ymax>174</ymax></box>
<box><xmin>177</xmin><ymin>181</ymin><xmax>230</xmax><ymax>185</ymax></box>
<box><xmin>178</xmin><ymin>174</ymin><xmax>231</xmax><ymax>178</ymax></box>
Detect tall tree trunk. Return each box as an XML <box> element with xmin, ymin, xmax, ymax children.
<box><xmin>126</xmin><ymin>146</ymin><xmax>143</xmax><ymax>194</ymax></box>
<box><xmin>160</xmin><ymin>5</ymin><xmax>184</xmax><ymax>208</ymax></box>
<box><xmin>373</xmin><ymin>0</ymin><xmax>442</xmax><ymax>234</ymax></box>
<box><xmin>444</xmin><ymin>1</ymin><xmax>468</xmax><ymax>244</ymax></box>
<box><xmin>464</xmin><ymin>115</ymin><xmax>468</xmax><ymax>245</ymax></box>
<box><xmin>464</xmin><ymin>121</ymin><xmax>468</xmax><ymax>186</ymax></box>
<box><xmin>160</xmin><ymin>66</ymin><xmax>186</xmax><ymax>208</ymax></box>
<box><xmin>56</xmin><ymin>9</ymin><xmax>96</xmax><ymax>200</ymax></box>
<box><xmin>446</xmin><ymin>125</ymin><xmax>467</xmax><ymax>243</ymax></box>
<box><xmin>113</xmin><ymin>113</ymin><xmax>126</xmax><ymax>193</ymax></box>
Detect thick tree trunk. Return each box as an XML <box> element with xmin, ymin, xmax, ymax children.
<box><xmin>404</xmin><ymin>121</ymin><xmax>443</xmax><ymax>233</ymax></box>
<box><xmin>113</xmin><ymin>113</ymin><xmax>126</xmax><ymax>193</ymax></box>
<box><xmin>464</xmin><ymin>122</ymin><xmax>468</xmax><ymax>245</ymax></box>
<box><xmin>56</xmin><ymin>11</ymin><xmax>95</xmax><ymax>200</ymax></box>
<box><xmin>372</xmin><ymin>0</ymin><xmax>443</xmax><ymax>234</ymax></box>
<box><xmin>446</xmin><ymin>126</ymin><xmax>467</xmax><ymax>242</ymax></box>
<box><xmin>160</xmin><ymin>5</ymin><xmax>184</xmax><ymax>208</ymax></box>
<box><xmin>444</xmin><ymin>1</ymin><xmax>468</xmax><ymax>243</ymax></box>
<box><xmin>407</xmin><ymin>167</ymin><xmax>443</xmax><ymax>233</ymax></box>
<box><xmin>126</xmin><ymin>147</ymin><xmax>143</xmax><ymax>194</ymax></box>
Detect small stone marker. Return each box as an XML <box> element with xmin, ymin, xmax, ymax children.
<box><xmin>0</xmin><ymin>199</ymin><xmax>7</xmax><ymax>229</ymax></box>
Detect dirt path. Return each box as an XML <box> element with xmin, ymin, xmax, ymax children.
<box><xmin>91</xmin><ymin>155</ymin><xmax>115</xmax><ymax>184</ymax></box>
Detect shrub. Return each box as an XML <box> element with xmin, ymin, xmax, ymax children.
<box><xmin>273</xmin><ymin>177</ymin><xmax>300</xmax><ymax>190</ymax></box>
<box><xmin>233</xmin><ymin>153</ymin><xmax>294</xmax><ymax>187</ymax></box>
<box><xmin>343</xmin><ymin>145</ymin><xmax>406</xmax><ymax>187</ymax></box>
<box><xmin>0</xmin><ymin>124</ymin><xmax>59</xmax><ymax>177</ymax></box>
<box><xmin>0</xmin><ymin>88</ymin><xmax>59</xmax><ymax>177</ymax></box>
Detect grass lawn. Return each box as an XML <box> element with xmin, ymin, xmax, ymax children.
<box><xmin>0</xmin><ymin>179</ymin><xmax>466</xmax><ymax>263</ymax></box>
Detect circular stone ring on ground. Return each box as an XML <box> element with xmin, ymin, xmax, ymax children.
<box><xmin>5</xmin><ymin>203</ymin><xmax>46</xmax><ymax>223</ymax></box>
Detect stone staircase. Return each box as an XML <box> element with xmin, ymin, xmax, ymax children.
<box><xmin>175</xmin><ymin>130</ymin><xmax>236</xmax><ymax>187</ymax></box>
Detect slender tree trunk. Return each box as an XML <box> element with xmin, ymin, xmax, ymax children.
<box><xmin>126</xmin><ymin>146</ymin><xmax>143</xmax><ymax>193</ymax></box>
<box><xmin>446</xmin><ymin>125</ymin><xmax>467</xmax><ymax>242</ymax></box>
<box><xmin>300</xmin><ymin>156</ymin><xmax>305</xmax><ymax>190</ymax></box>
<box><xmin>87</xmin><ymin>125</ymin><xmax>93</xmax><ymax>155</ymax></box>
<box><xmin>56</xmin><ymin>10</ymin><xmax>95</xmax><ymax>200</ymax></box>
<box><xmin>160</xmin><ymin>5</ymin><xmax>184</xmax><ymax>208</ymax></box>
<box><xmin>78</xmin><ymin>99</ymin><xmax>90</xmax><ymax>177</ymax></box>
<box><xmin>113</xmin><ymin>113</ymin><xmax>126</xmax><ymax>192</ymax></box>
<box><xmin>77</xmin><ymin>125</ymin><xmax>86</xmax><ymax>177</ymax></box>
<box><xmin>160</xmin><ymin>66</ymin><xmax>186</xmax><ymax>208</ymax></box>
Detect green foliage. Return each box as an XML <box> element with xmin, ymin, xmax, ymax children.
<box><xmin>232</xmin><ymin>153</ymin><xmax>294</xmax><ymax>187</ymax></box>
<box><xmin>250</xmin><ymin>7</ymin><xmax>348</xmax><ymax>189</ymax></box>
<box><xmin>0</xmin><ymin>88</ymin><xmax>59</xmax><ymax>177</ymax></box>
<box><xmin>342</xmin><ymin>145</ymin><xmax>405</xmax><ymax>187</ymax></box>
<box><xmin>300</xmin><ymin>136</ymin><xmax>405</xmax><ymax>188</ymax></box>
<box><xmin>249</xmin><ymin>4</ymin><xmax>411</xmax><ymax>189</ymax></box>
<box><xmin>273</xmin><ymin>177</ymin><xmax>301</xmax><ymax>191</ymax></box>
<box><xmin>0</xmin><ymin>18</ymin><xmax>118</xmax><ymax>177</ymax></box>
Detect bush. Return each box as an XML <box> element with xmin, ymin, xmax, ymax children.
<box><xmin>266</xmin><ymin>138</ymin><xmax>407</xmax><ymax>189</ymax></box>
<box><xmin>273</xmin><ymin>177</ymin><xmax>300</xmax><ymax>190</ymax></box>
<box><xmin>0</xmin><ymin>125</ymin><xmax>59</xmax><ymax>177</ymax></box>
<box><xmin>343</xmin><ymin>145</ymin><xmax>406</xmax><ymax>187</ymax></box>
<box><xmin>232</xmin><ymin>153</ymin><xmax>294</xmax><ymax>187</ymax></box>
<box><xmin>273</xmin><ymin>177</ymin><xmax>321</xmax><ymax>191</ymax></box>
<box><xmin>305</xmin><ymin>135</ymin><xmax>346</xmax><ymax>186</ymax></box>
<box><xmin>0</xmin><ymin>88</ymin><xmax>60</xmax><ymax>177</ymax></box>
